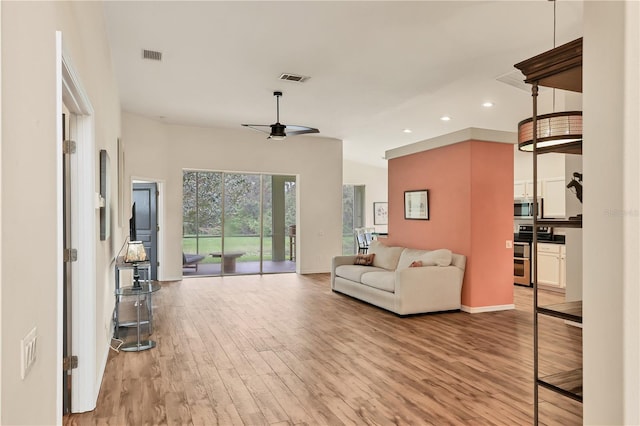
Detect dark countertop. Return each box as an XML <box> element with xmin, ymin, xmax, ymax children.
<box><xmin>513</xmin><ymin>234</ymin><xmax>566</xmax><ymax>244</ymax></box>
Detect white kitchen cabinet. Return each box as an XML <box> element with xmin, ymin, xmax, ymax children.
<box><xmin>537</xmin><ymin>243</ymin><xmax>561</xmax><ymax>287</ymax></box>
<box><xmin>543</xmin><ymin>177</ymin><xmax>567</xmax><ymax>218</ymax></box>
<box><xmin>559</xmin><ymin>244</ymin><xmax>566</xmax><ymax>288</ymax></box>
<box><xmin>514</xmin><ymin>181</ymin><xmax>527</xmax><ymax>198</ymax></box>
<box><xmin>514</xmin><ymin>180</ymin><xmax>542</xmax><ymax>199</ymax></box>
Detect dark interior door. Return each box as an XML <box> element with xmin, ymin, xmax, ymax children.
<box><xmin>133</xmin><ymin>183</ymin><xmax>158</xmax><ymax>280</ymax></box>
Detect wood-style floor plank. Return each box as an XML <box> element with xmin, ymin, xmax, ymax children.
<box><xmin>64</xmin><ymin>273</ymin><xmax>581</xmax><ymax>425</ymax></box>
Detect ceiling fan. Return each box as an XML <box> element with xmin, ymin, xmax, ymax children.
<box><xmin>242</xmin><ymin>91</ymin><xmax>319</xmax><ymax>140</ymax></box>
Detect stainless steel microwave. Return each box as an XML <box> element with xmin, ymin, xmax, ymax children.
<box><xmin>514</xmin><ymin>198</ymin><xmax>543</xmax><ymax>218</ymax></box>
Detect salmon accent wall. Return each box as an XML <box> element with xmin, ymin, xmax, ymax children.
<box><xmin>386</xmin><ymin>140</ymin><xmax>514</xmax><ymax>309</ymax></box>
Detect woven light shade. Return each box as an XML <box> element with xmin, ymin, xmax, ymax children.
<box><xmin>124</xmin><ymin>241</ymin><xmax>148</xmax><ymax>263</ymax></box>
<box><xmin>518</xmin><ymin>111</ymin><xmax>582</xmax><ymax>152</ymax></box>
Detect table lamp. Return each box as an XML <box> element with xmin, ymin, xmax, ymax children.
<box><xmin>124</xmin><ymin>240</ymin><xmax>148</xmax><ymax>288</ymax></box>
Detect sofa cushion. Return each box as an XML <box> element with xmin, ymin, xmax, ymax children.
<box><xmin>335</xmin><ymin>264</ymin><xmax>386</xmax><ymax>282</ymax></box>
<box><xmin>354</xmin><ymin>253</ymin><xmax>375</xmax><ymax>266</ymax></box>
<box><xmin>368</xmin><ymin>240</ymin><xmax>404</xmax><ymax>270</ymax></box>
<box><xmin>360</xmin><ymin>271</ymin><xmax>396</xmax><ymax>292</ymax></box>
<box><xmin>397</xmin><ymin>248</ymin><xmax>453</xmax><ymax>270</ymax></box>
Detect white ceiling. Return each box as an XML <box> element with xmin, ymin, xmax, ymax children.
<box><xmin>103</xmin><ymin>1</ymin><xmax>583</xmax><ymax>168</ymax></box>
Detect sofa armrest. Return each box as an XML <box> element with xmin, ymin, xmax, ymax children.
<box><xmin>394</xmin><ymin>266</ymin><xmax>464</xmax><ymax>314</ymax></box>
<box><xmin>331</xmin><ymin>255</ymin><xmax>357</xmax><ymax>289</ymax></box>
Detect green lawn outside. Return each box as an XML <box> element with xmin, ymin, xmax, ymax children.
<box><xmin>184</xmin><ymin>235</ymin><xmax>355</xmax><ymax>262</ymax></box>
<box><xmin>183</xmin><ymin>236</ymin><xmax>286</xmax><ymax>262</ymax></box>
<box><xmin>343</xmin><ymin>235</ymin><xmax>356</xmax><ymax>255</ymax></box>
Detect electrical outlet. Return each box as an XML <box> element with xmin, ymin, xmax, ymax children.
<box><xmin>506</xmin><ymin>240</ymin><xmax>513</xmax><ymax>249</ymax></box>
<box><xmin>21</xmin><ymin>327</ymin><xmax>37</xmax><ymax>380</ymax></box>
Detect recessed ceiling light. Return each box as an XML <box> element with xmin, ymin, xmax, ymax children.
<box><xmin>403</xmin><ymin>128</ymin><xmax>412</xmax><ymax>134</ymax></box>
<box><xmin>482</xmin><ymin>101</ymin><xmax>494</xmax><ymax>108</ymax></box>
<box><xmin>440</xmin><ymin>116</ymin><xmax>451</xmax><ymax>121</ymax></box>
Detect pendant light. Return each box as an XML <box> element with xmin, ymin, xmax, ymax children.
<box><xmin>517</xmin><ymin>111</ymin><xmax>582</xmax><ymax>152</ymax></box>
<box><xmin>517</xmin><ymin>0</ymin><xmax>583</xmax><ymax>152</ymax></box>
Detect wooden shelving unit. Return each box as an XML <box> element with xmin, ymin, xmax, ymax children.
<box><xmin>536</xmin><ymin>218</ymin><xmax>582</xmax><ymax>228</ymax></box>
<box><xmin>514</xmin><ymin>37</ymin><xmax>583</xmax><ymax>424</ymax></box>
<box><xmin>538</xmin><ymin>369</ymin><xmax>583</xmax><ymax>402</ymax></box>
<box><xmin>538</xmin><ymin>300</ymin><xmax>582</xmax><ymax>323</ymax></box>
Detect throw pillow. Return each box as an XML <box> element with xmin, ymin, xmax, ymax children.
<box><xmin>409</xmin><ymin>260</ymin><xmax>423</xmax><ymax>268</ymax></box>
<box><xmin>368</xmin><ymin>240</ymin><xmax>405</xmax><ymax>270</ymax></box>
<box><xmin>397</xmin><ymin>248</ymin><xmax>453</xmax><ymax>269</ymax></box>
<box><xmin>426</xmin><ymin>249</ymin><xmax>453</xmax><ymax>266</ymax></box>
<box><xmin>354</xmin><ymin>253</ymin><xmax>375</xmax><ymax>266</ymax></box>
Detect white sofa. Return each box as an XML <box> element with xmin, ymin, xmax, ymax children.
<box><xmin>331</xmin><ymin>240</ymin><xmax>466</xmax><ymax>315</ymax></box>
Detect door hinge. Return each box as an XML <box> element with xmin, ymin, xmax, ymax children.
<box><xmin>63</xmin><ymin>356</ymin><xmax>78</xmax><ymax>371</ymax></box>
<box><xmin>157</xmin><ymin>225</ymin><xmax>160</xmax><ymax>232</ymax></box>
<box><xmin>157</xmin><ymin>262</ymin><xmax>160</xmax><ymax>267</ymax></box>
<box><xmin>63</xmin><ymin>140</ymin><xmax>77</xmax><ymax>154</ymax></box>
<box><xmin>64</xmin><ymin>248</ymin><xmax>78</xmax><ymax>262</ymax></box>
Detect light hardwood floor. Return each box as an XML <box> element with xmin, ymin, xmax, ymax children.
<box><xmin>64</xmin><ymin>274</ymin><xmax>581</xmax><ymax>425</ymax></box>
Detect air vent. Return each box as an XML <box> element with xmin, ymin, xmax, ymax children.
<box><xmin>496</xmin><ymin>69</ymin><xmax>548</xmax><ymax>93</ymax></box>
<box><xmin>279</xmin><ymin>73</ymin><xmax>310</xmax><ymax>83</ymax></box>
<box><xmin>142</xmin><ymin>49</ymin><xmax>162</xmax><ymax>61</ymax></box>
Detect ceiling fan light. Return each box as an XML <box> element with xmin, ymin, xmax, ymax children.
<box><xmin>518</xmin><ymin>111</ymin><xmax>582</xmax><ymax>152</ymax></box>
<box><xmin>270</xmin><ymin>123</ymin><xmax>287</xmax><ymax>140</ymax></box>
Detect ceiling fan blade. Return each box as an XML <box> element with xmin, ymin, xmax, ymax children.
<box><xmin>241</xmin><ymin>124</ymin><xmax>272</xmax><ymax>135</ymax></box>
<box><xmin>285</xmin><ymin>125</ymin><xmax>320</xmax><ymax>136</ymax></box>
<box><xmin>242</xmin><ymin>92</ymin><xmax>320</xmax><ymax>139</ymax></box>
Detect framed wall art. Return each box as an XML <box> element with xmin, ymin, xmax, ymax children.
<box><xmin>373</xmin><ymin>202</ymin><xmax>388</xmax><ymax>225</ymax></box>
<box><xmin>404</xmin><ymin>190</ymin><xmax>429</xmax><ymax>220</ymax></box>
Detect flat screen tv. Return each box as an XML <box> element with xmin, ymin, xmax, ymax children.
<box><xmin>129</xmin><ymin>203</ymin><xmax>137</xmax><ymax>241</ymax></box>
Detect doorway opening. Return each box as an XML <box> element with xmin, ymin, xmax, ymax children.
<box><xmin>59</xmin><ymin>32</ymin><xmax>98</xmax><ymax>416</ymax></box>
<box><xmin>342</xmin><ymin>184</ymin><xmax>365</xmax><ymax>254</ymax></box>
<box><xmin>182</xmin><ymin>170</ymin><xmax>297</xmax><ymax>276</ymax></box>
<box><xmin>132</xmin><ymin>182</ymin><xmax>158</xmax><ymax>280</ymax></box>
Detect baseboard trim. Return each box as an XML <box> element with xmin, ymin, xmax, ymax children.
<box><xmin>461</xmin><ymin>304</ymin><xmax>515</xmax><ymax>313</ymax></box>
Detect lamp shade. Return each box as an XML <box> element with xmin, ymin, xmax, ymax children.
<box><xmin>124</xmin><ymin>241</ymin><xmax>148</xmax><ymax>263</ymax></box>
<box><xmin>518</xmin><ymin>111</ymin><xmax>582</xmax><ymax>152</ymax></box>
<box><xmin>268</xmin><ymin>123</ymin><xmax>287</xmax><ymax>140</ymax></box>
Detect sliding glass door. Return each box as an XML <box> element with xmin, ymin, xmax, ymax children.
<box><xmin>223</xmin><ymin>173</ymin><xmax>261</xmax><ymax>274</ymax></box>
<box><xmin>182</xmin><ymin>170</ymin><xmax>296</xmax><ymax>276</ymax></box>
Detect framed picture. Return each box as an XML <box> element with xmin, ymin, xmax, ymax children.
<box><xmin>373</xmin><ymin>202</ymin><xmax>388</xmax><ymax>225</ymax></box>
<box><xmin>404</xmin><ymin>190</ymin><xmax>429</xmax><ymax>220</ymax></box>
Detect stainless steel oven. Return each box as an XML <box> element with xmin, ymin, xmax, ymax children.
<box><xmin>514</xmin><ymin>242</ymin><xmax>530</xmax><ymax>259</ymax></box>
<box><xmin>514</xmin><ymin>242</ymin><xmax>531</xmax><ymax>286</ymax></box>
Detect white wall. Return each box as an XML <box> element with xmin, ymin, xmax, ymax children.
<box><xmin>343</xmin><ymin>159</ymin><xmax>388</xmax><ymax>233</ymax></box>
<box><xmin>583</xmin><ymin>1</ymin><xmax>640</xmax><ymax>424</ymax></box>
<box><xmin>1</xmin><ymin>2</ymin><xmax>121</xmax><ymax>424</ymax></box>
<box><xmin>122</xmin><ymin>113</ymin><xmax>344</xmax><ymax>277</ymax></box>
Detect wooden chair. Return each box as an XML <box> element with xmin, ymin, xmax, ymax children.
<box><xmin>354</xmin><ymin>228</ymin><xmax>369</xmax><ymax>253</ymax></box>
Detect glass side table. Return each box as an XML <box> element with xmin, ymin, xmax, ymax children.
<box><xmin>115</xmin><ymin>282</ymin><xmax>161</xmax><ymax>352</ymax></box>
<box><xmin>114</xmin><ymin>257</ymin><xmax>151</xmax><ymax>339</ymax></box>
